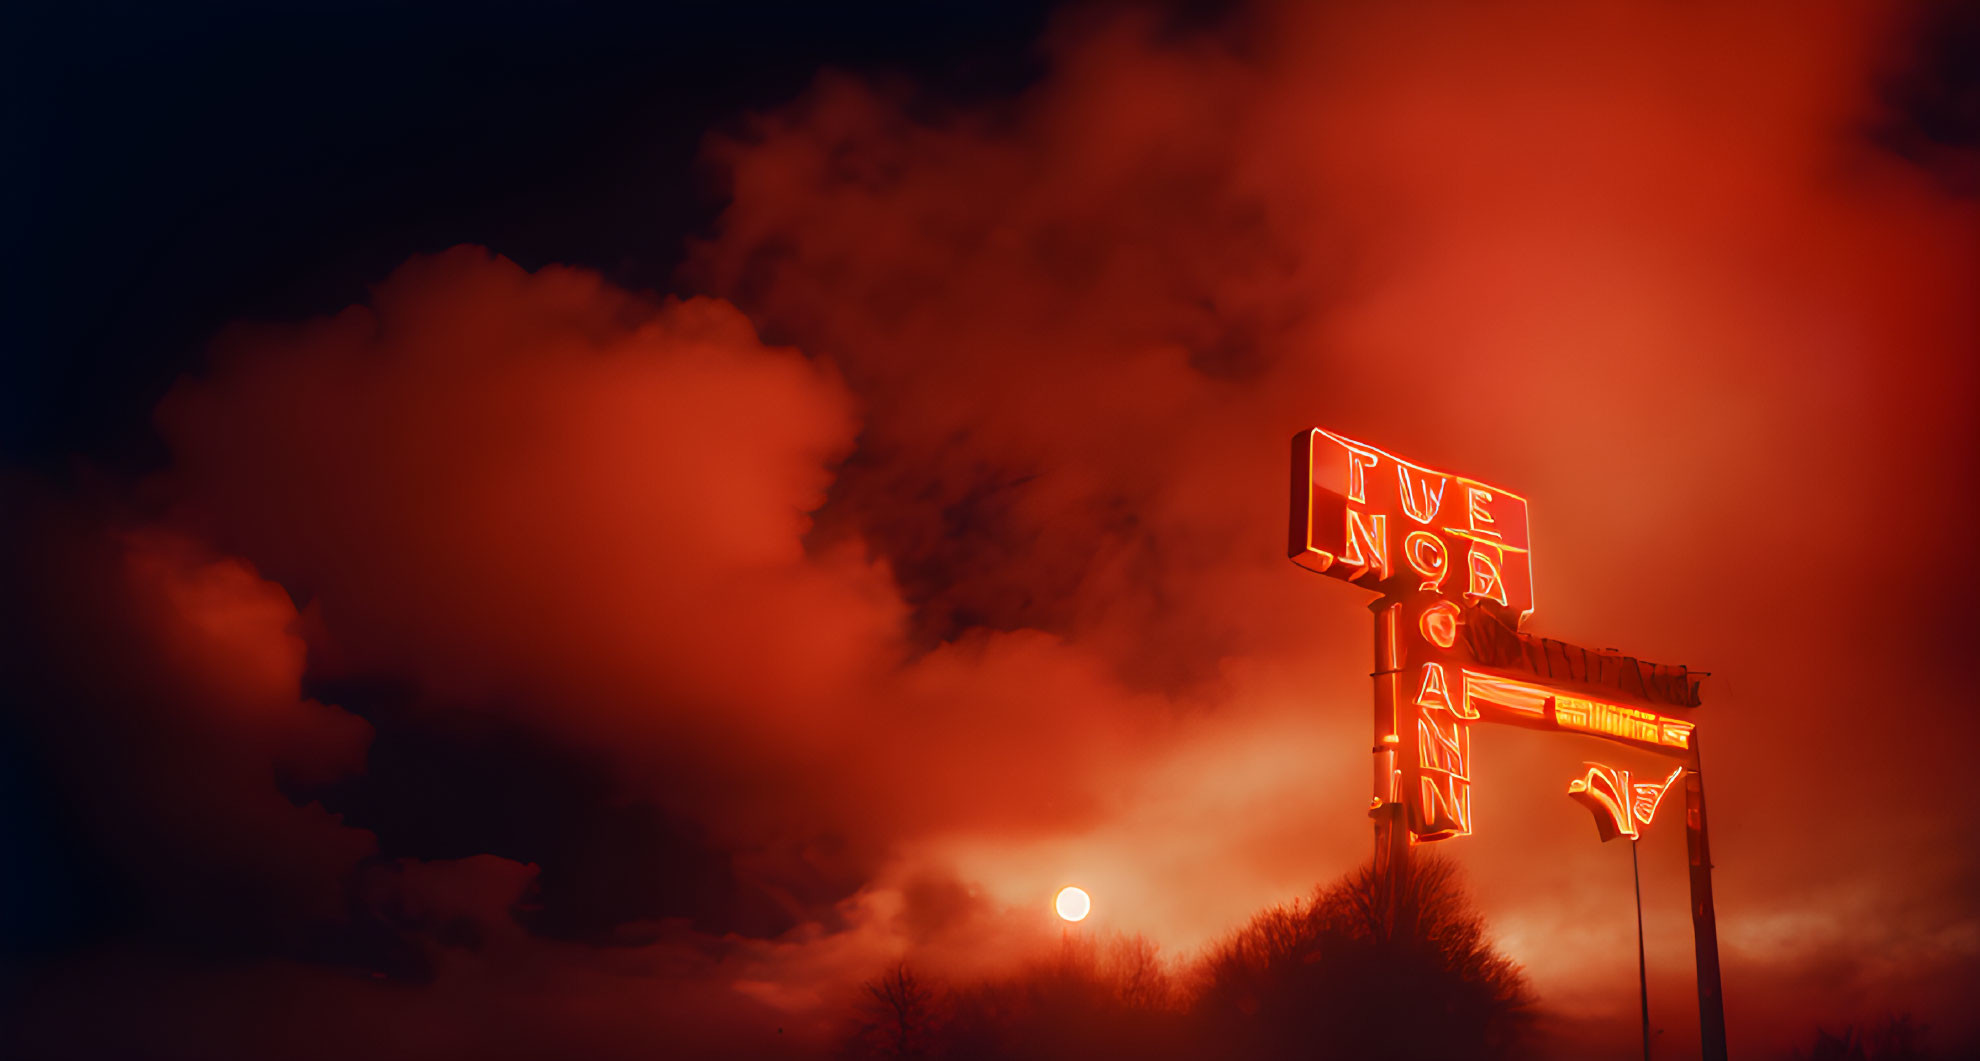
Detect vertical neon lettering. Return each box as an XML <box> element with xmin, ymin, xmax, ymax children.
<box><xmin>1345</xmin><ymin>446</ymin><xmax>1380</xmax><ymax>504</ymax></box>
<box><xmin>1418</xmin><ymin>599</ymin><xmax>1461</xmax><ymax>648</ymax></box>
<box><xmin>1466</xmin><ymin>486</ymin><xmax>1501</xmax><ymax>539</ymax></box>
<box><xmin>1467</xmin><ymin>543</ymin><xmax>1509</xmax><ymax>606</ymax></box>
<box><xmin>1418</xmin><ymin>776</ymin><xmax>1472</xmax><ymax>837</ymax></box>
<box><xmin>1341</xmin><ymin>509</ymin><xmax>1390</xmax><ymax>579</ymax></box>
<box><xmin>1404</xmin><ymin>530</ymin><xmax>1448</xmax><ymax>591</ymax></box>
<box><xmin>1415</xmin><ymin>662</ymin><xmax>1453</xmax><ymax>712</ymax></box>
<box><xmin>1418</xmin><ymin>713</ymin><xmax>1466</xmax><ymax>773</ymax></box>
<box><xmin>1397</xmin><ymin>465</ymin><xmax>1448</xmax><ymax>524</ymax></box>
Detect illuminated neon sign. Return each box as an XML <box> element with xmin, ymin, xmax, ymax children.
<box><xmin>1568</xmin><ymin>763</ymin><xmax>1683</xmax><ymax>842</ymax></box>
<box><xmin>1553</xmin><ymin>695</ymin><xmax>1693</xmax><ymax>751</ymax></box>
<box><xmin>1291</xmin><ymin>430</ymin><xmax>1534</xmax><ymax>622</ymax></box>
<box><xmin>1287</xmin><ymin>427</ymin><xmax>1728</xmax><ymax>1061</ymax></box>
<box><xmin>1289</xmin><ymin>428</ymin><xmax>1701</xmax><ymax>843</ymax></box>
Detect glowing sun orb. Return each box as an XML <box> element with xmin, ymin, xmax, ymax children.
<box><xmin>1054</xmin><ymin>886</ymin><xmax>1091</xmax><ymax>923</ymax></box>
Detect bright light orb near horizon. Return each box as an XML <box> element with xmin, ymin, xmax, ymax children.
<box><xmin>1054</xmin><ymin>886</ymin><xmax>1091</xmax><ymax>923</ymax></box>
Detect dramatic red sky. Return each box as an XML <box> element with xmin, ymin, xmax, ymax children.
<box><xmin>4</xmin><ymin>1</ymin><xmax>1977</xmax><ymax>1058</ymax></box>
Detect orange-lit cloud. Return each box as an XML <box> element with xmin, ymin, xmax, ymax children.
<box><xmin>5</xmin><ymin>1</ymin><xmax>1977</xmax><ymax>1058</ymax></box>
<box><xmin>0</xmin><ymin>493</ymin><xmax>375</xmax><ymax>948</ymax></box>
<box><xmin>689</xmin><ymin>0</ymin><xmax>1980</xmax><ymax>1051</ymax></box>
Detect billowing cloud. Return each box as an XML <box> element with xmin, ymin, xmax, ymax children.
<box><xmin>690</xmin><ymin>0</ymin><xmax>1980</xmax><ymax>1051</ymax></box>
<box><xmin>0</xmin><ymin>490</ymin><xmax>374</xmax><ymax>951</ymax></box>
<box><xmin>5</xmin><ymin>1</ymin><xmax>1977</xmax><ymax>1058</ymax></box>
<box><xmin>145</xmin><ymin>249</ymin><xmax>1217</xmax><ymax>862</ymax></box>
<box><xmin>156</xmin><ymin>249</ymin><xmax>888</xmax><ymax>730</ymax></box>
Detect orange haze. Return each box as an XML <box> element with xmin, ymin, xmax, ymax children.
<box><xmin>6</xmin><ymin>1</ymin><xmax>1977</xmax><ymax>1058</ymax></box>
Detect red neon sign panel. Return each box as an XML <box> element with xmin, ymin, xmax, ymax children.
<box><xmin>1285</xmin><ymin>426</ymin><xmax>1726</xmax><ymax>1061</ymax></box>
<box><xmin>1290</xmin><ymin>429</ymin><xmax>1534</xmax><ymax>625</ymax></box>
<box><xmin>1292</xmin><ymin>428</ymin><xmax>1701</xmax><ymax>846</ymax></box>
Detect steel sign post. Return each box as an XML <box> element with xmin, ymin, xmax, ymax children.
<box><xmin>1685</xmin><ymin>739</ymin><xmax>1728</xmax><ymax>1061</ymax></box>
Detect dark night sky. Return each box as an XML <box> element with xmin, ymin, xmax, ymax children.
<box><xmin>3</xmin><ymin>3</ymin><xmax>1978</xmax><ymax>1059</ymax></box>
<box><xmin>4</xmin><ymin>0</ymin><xmax>1073</xmax><ymax>951</ymax></box>
<box><xmin>3</xmin><ymin>1</ymin><xmax>1059</xmax><ymax>474</ymax></box>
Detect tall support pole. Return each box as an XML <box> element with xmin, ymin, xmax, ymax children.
<box><xmin>1370</xmin><ymin>601</ymin><xmax>1408</xmax><ymax>878</ymax></box>
<box><xmin>1632</xmin><ymin>838</ymin><xmax>1651</xmax><ymax>1061</ymax></box>
<box><xmin>1684</xmin><ymin>737</ymin><xmax>1729</xmax><ymax>1061</ymax></box>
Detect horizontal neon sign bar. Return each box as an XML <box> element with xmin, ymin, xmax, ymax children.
<box><xmin>1460</xmin><ymin>669</ymin><xmax>1693</xmax><ymax>752</ymax></box>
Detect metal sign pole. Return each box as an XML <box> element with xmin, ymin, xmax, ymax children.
<box><xmin>1371</xmin><ymin>601</ymin><xmax>1409</xmax><ymax>878</ymax></box>
<box><xmin>1633</xmin><ymin>837</ymin><xmax>1651</xmax><ymax>1061</ymax></box>
<box><xmin>1685</xmin><ymin>737</ymin><xmax>1729</xmax><ymax>1061</ymax></box>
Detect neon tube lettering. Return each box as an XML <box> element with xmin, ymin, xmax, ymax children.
<box><xmin>1415</xmin><ymin>663</ymin><xmax>1454</xmax><ymax>712</ymax></box>
<box><xmin>1467</xmin><ymin>543</ymin><xmax>1509</xmax><ymax>606</ymax></box>
<box><xmin>1418</xmin><ymin>712</ymin><xmax>1467</xmax><ymax>775</ymax></box>
<box><xmin>1567</xmin><ymin>764</ymin><xmax>1637</xmax><ymax>841</ymax></box>
<box><xmin>1418</xmin><ymin>776</ymin><xmax>1472</xmax><ymax>838</ymax></box>
<box><xmin>1631</xmin><ymin>766</ymin><xmax>1684</xmax><ymax>827</ymax></box>
<box><xmin>1552</xmin><ymin>695</ymin><xmax>1694</xmax><ymax>751</ymax></box>
<box><xmin>1418</xmin><ymin>599</ymin><xmax>1461</xmax><ymax>648</ymax></box>
<box><xmin>1466</xmin><ymin>485</ymin><xmax>1501</xmax><ymax>539</ymax></box>
<box><xmin>1405</xmin><ymin>530</ymin><xmax>1449</xmax><ymax>591</ymax></box>
<box><xmin>1397</xmin><ymin>465</ymin><xmax>1448</xmax><ymax>524</ymax></box>
<box><xmin>1553</xmin><ymin>695</ymin><xmax>1591</xmax><ymax>729</ymax></box>
<box><xmin>1341</xmin><ymin>509</ymin><xmax>1390</xmax><ymax>580</ymax></box>
<box><xmin>1344</xmin><ymin>445</ymin><xmax>1380</xmax><ymax>504</ymax></box>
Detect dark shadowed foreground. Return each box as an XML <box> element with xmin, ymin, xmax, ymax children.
<box><xmin>843</xmin><ymin>857</ymin><xmax>1531</xmax><ymax>1061</ymax></box>
<box><xmin>1789</xmin><ymin>1015</ymin><xmax>1935</xmax><ymax>1061</ymax></box>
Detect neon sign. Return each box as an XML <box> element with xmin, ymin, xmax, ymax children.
<box><xmin>1567</xmin><ymin>763</ymin><xmax>1683</xmax><ymax>842</ymax></box>
<box><xmin>1287</xmin><ymin>427</ymin><xmax>1727</xmax><ymax>1061</ymax></box>
<box><xmin>1289</xmin><ymin>429</ymin><xmax>1701</xmax><ymax>842</ymax></box>
<box><xmin>1553</xmin><ymin>695</ymin><xmax>1693</xmax><ymax>751</ymax></box>
<box><xmin>1291</xmin><ymin>430</ymin><xmax>1534</xmax><ymax>622</ymax></box>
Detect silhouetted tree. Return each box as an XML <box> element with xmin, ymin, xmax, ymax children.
<box><xmin>846</xmin><ymin>962</ymin><xmax>941</xmax><ymax>1060</ymax></box>
<box><xmin>1107</xmin><ymin>933</ymin><xmax>1173</xmax><ymax>1013</ymax></box>
<box><xmin>1192</xmin><ymin>855</ymin><xmax>1531</xmax><ymax>1060</ymax></box>
<box><xmin>913</xmin><ymin>935</ymin><xmax>1190</xmax><ymax>1061</ymax></box>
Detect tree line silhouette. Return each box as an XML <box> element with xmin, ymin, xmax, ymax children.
<box><xmin>1790</xmin><ymin>1015</ymin><xmax>1934</xmax><ymax>1061</ymax></box>
<box><xmin>842</xmin><ymin>857</ymin><xmax>1531</xmax><ymax>1061</ymax></box>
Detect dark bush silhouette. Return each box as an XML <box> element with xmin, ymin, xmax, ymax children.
<box><xmin>1792</xmin><ymin>1014</ymin><xmax>1934</xmax><ymax>1061</ymax></box>
<box><xmin>841</xmin><ymin>857</ymin><xmax>1531</xmax><ymax>1060</ymax></box>
<box><xmin>937</xmin><ymin>934</ymin><xmax>1191</xmax><ymax>1061</ymax></box>
<box><xmin>1192</xmin><ymin>855</ymin><xmax>1531</xmax><ymax>1060</ymax></box>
